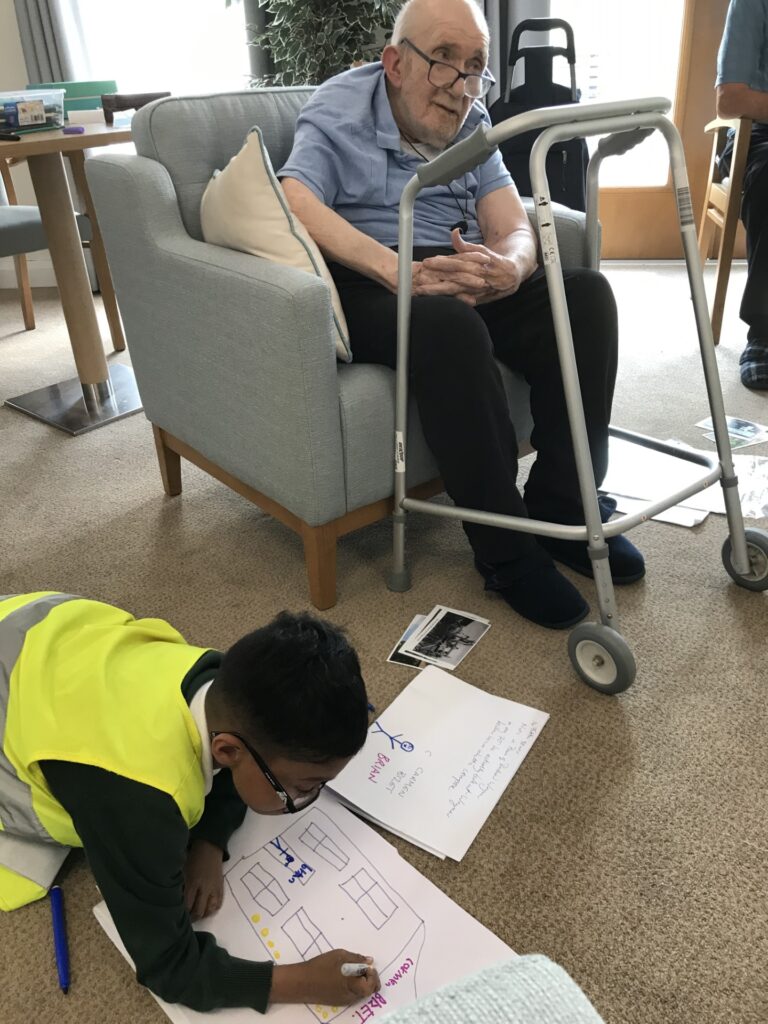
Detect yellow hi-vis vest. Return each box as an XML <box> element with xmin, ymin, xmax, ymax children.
<box><xmin>0</xmin><ymin>592</ymin><xmax>211</xmax><ymax>910</ymax></box>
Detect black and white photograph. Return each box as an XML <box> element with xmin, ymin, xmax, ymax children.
<box><xmin>697</xmin><ymin>414</ymin><xmax>768</xmax><ymax>440</ymax></box>
<box><xmin>386</xmin><ymin>614</ymin><xmax>426</xmax><ymax>668</ymax></box>
<box><xmin>400</xmin><ymin>606</ymin><xmax>490</xmax><ymax>671</ymax></box>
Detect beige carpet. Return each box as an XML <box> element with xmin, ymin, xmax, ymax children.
<box><xmin>1</xmin><ymin>264</ymin><xmax>766</xmax><ymax>1024</ymax></box>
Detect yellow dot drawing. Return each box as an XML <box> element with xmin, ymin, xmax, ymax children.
<box><xmin>267</xmin><ymin>941</ymin><xmax>274</xmax><ymax>949</ymax></box>
<box><xmin>274</xmin><ymin>951</ymin><xmax>281</xmax><ymax>960</ymax></box>
<box><xmin>332</xmin><ymin>1008</ymin><xmax>339</xmax><ymax>1013</ymax></box>
<box><xmin>260</xmin><ymin>928</ymin><xmax>269</xmax><ymax>937</ymax></box>
<box><xmin>250</xmin><ymin>913</ymin><xmax>260</xmax><ymax>923</ymax></box>
<box><xmin>322</xmin><ymin>1014</ymin><xmax>328</xmax><ymax>1021</ymax></box>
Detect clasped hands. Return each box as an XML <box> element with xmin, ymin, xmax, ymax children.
<box><xmin>412</xmin><ymin>228</ymin><xmax>534</xmax><ymax>306</ymax></box>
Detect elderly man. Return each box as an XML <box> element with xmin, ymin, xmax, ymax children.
<box><xmin>716</xmin><ymin>0</ymin><xmax>768</xmax><ymax>390</ymax></box>
<box><xmin>280</xmin><ymin>0</ymin><xmax>644</xmax><ymax>630</ymax></box>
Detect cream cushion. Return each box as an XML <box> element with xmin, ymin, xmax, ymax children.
<box><xmin>200</xmin><ymin>126</ymin><xmax>351</xmax><ymax>361</ymax></box>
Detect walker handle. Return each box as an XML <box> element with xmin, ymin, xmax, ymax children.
<box><xmin>415</xmin><ymin>124</ymin><xmax>496</xmax><ymax>186</ymax></box>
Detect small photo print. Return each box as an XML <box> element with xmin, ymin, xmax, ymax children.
<box><xmin>703</xmin><ymin>431</ymin><xmax>756</xmax><ymax>450</ymax></box>
<box><xmin>401</xmin><ymin>606</ymin><xmax>490</xmax><ymax>671</ymax></box>
<box><xmin>386</xmin><ymin>615</ymin><xmax>426</xmax><ymax>668</ymax></box>
<box><xmin>696</xmin><ymin>415</ymin><xmax>768</xmax><ymax>440</ymax></box>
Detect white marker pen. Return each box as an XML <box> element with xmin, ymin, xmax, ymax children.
<box><xmin>340</xmin><ymin>963</ymin><xmax>370</xmax><ymax>978</ymax></box>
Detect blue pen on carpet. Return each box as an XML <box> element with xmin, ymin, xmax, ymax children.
<box><xmin>50</xmin><ymin>884</ymin><xmax>70</xmax><ymax>994</ymax></box>
<box><xmin>368</xmin><ymin>703</ymin><xmax>375</xmax><ymax>713</ymax></box>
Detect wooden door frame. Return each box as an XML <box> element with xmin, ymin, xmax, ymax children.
<box><xmin>599</xmin><ymin>0</ymin><xmax>742</xmax><ymax>259</ymax></box>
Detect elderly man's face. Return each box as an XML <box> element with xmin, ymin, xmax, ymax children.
<box><xmin>390</xmin><ymin>12</ymin><xmax>489</xmax><ymax>147</ymax></box>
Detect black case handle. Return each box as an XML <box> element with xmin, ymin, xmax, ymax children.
<box><xmin>508</xmin><ymin>17</ymin><xmax>576</xmax><ymax>70</ymax></box>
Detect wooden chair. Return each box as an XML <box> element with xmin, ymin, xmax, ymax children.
<box><xmin>0</xmin><ymin>155</ymin><xmax>124</xmax><ymax>349</ymax></box>
<box><xmin>0</xmin><ymin>159</ymin><xmax>36</xmax><ymax>329</ymax></box>
<box><xmin>698</xmin><ymin>116</ymin><xmax>752</xmax><ymax>344</ymax></box>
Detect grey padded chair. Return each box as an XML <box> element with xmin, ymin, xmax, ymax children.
<box><xmin>0</xmin><ymin>160</ymin><xmax>92</xmax><ymax>331</ymax></box>
<box><xmin>384</xmin><ymin>955</ymin><xmax>605</xmax><ymax>1024</ymax></box>
<box><xmin>85</xmin><ymin>90</ymin><xmax>591</xmax><ymax>609</ymax></box>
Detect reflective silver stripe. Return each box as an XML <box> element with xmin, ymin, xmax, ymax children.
<box><xmin>0</xmin><ymin>830</ymin><xmax>69</xmax><ymax>889</ymax></box>
<box><xmin>0</xmin><ymin>594</ymin><xmax>79</xmax><ymax>842</ymax></box>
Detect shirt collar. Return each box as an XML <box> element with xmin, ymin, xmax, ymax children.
<box><xmin>189</xmin><ymin>679</ymin><xmax>218</xmax><ymax>795</ymax></box>
<box><xmin>372</xmin><ymin>64</ymin><xmax>486</xmax><ymax>153</ymax></box>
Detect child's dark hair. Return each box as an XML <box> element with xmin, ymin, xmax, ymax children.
<box><xmin>210</xmin><ymin>611</ymin><xmax>369</xmax><ymax>762</ymax></box>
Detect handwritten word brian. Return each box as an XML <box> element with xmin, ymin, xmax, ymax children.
<box><xmin>367</xmin><ymin>752</ymin><xmax>390</xmax><ymax>783</ymax></box>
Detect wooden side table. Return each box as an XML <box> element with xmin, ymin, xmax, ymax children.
<box><xmin>1</xmin><ymin>124</ymin><xmax>142</xmax><ymax>434</ymax></box>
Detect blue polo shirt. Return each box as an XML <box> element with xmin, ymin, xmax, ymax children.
<box><xmin>716</xmin><ymin>0</ymin><xmax>768</xmax><ymax>94</ymax></box>
<box><xmin>279</xmin><ymin>62</ymin><xmax>513</xmax><ymax>247</ymax></box>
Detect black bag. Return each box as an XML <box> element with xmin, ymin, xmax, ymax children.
<box><xmin>488</xmin><ymin>18</ymin><xmax>589</xmax><ymax>212</ymax></box>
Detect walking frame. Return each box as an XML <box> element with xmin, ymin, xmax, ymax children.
<box><xmin>387</xmin><ymin>96</ymin><xmax>768</xmax><ymax>695</ymax></box>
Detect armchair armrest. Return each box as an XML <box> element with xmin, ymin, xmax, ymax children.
<box><xmin>86</xmin><ymin>152</ymin><xmax>347</xmax><ymax>526</ymax></box>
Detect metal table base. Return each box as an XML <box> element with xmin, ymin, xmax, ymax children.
<box><xmin>4</xmin><ymin>362</ymin><xmax>143</xmax><ymax>435</ymax></box>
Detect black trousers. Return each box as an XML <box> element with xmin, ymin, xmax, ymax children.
<box><xmin>330</xmin><ymin>254</ymin><xmax>619</xmax><ymax>564</ymax></box>
<box><xmin>721</xmin><ymin>123</ymin><xmax>768</xmax><ymax>341</ymax></box>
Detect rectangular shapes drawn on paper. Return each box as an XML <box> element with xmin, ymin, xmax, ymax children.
<box><xmin>283</xmin><ymin>907</ymin><xmax>333</xmax><ymax>960</ymax></box>
<box><xmin>341</xmin><ymin>868</ymin><xmax>397</xmax><ymax>929</ymax></box>
<box><xmin>300</xmin><ymin>822</ymin><xmax>349</xmax><ymax>871</ymax></box>
<box><xmin>242</xmin><ymin>863</ymin><xmax>288</xmax><ymax>916</ymax></box>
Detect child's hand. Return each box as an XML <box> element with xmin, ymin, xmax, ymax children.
<box><xmin>270</xmin><ymin>950</ymin><xmax>380</xmax><ymax>1006</ymax></box>
<box><xmin>184</xmin><ymin>839</ymin><xmax>224</xmax><ymax>920</ymax></box>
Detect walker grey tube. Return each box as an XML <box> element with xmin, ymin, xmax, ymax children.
<box><xmin>388</xmin><ymin>175</ymin><xmax>420</xmax><ymax>592</ymax></box>
<box><xmin>530</xmin><ymin>122</ymin><xmax>622</xmax><ymax>629</ymax></box>
<box><xmin>652</xmin><ymin>115</ymin><xmax>751</xmax><ymax>576</ymax></box>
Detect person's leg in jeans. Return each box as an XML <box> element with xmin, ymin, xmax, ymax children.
<box><xmin>737</xmin><ymin>130</ymin><xmax>768</xmax><ymax>389</ymax></box>
<box><xmin>478</xmin><ymin>266</ymin><xmax>645</xmax><ymax>583</ymax></box>
<box><xmin>329</xmin><ymin>258</ymin><xmax>588</xmax><ymax>628</ymax></box>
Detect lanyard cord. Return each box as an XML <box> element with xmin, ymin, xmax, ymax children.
<box><xmin>400</xmin><ymin>130</ymin><xmax>469</xmax><ymax>233</ymax></box>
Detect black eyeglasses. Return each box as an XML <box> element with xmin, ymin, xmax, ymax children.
<box><xmin>401</xmin><ymin>38</ymin><xmax>495</xmax><ymax>99</ymax></box>
<box><xmin>210</xmin><ymin>731</ymin><xmax>324</xmax><ymax>814</ymax></box>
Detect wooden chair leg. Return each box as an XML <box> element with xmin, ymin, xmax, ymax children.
<box><xmin>13</xmin><ymin>254</ymin><xmax>35</xmax><ymax>330</ymax></box>
<box><xmin>698</xmin><ymin>212</ymin><xmax>716</xmax><ymax>264</ymax></box>
<box><xmin>152</xmin><ymin>425</ymin><xmax>182</xmax><ymax>496</ymax></box>
<box><xmin>712</xmin><ymin>223</ymin><xmax>739</xmax><ymax>347</ymax></box>
<box><xmin>302</xmin><ymin>523</ymin><xmax>338</xmax><ymax>610</ymax></box>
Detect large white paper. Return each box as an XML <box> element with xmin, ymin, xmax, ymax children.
<box><xmin>328</xmin><ymin>666</ymin><xmax>549</xmax><ymax>861</ymax></box>
<box><xmin>94</xmin><ymin>793</ymin><xmax>513</xmax><ymax>1024</ymax></box>
<box><xmin>609</xmin><ymin>494</ymin><xmax>709</xmax><ymax>528</ymax></box>
<box><xmin>602</xmin><ymin>437</ymin><xmax>768</xmax><ymax>519</ymax></box>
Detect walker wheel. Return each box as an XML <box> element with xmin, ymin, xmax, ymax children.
<box><xmin>567</xmin><ymin>623</ymin><xmax>636</xmax><ymax>695</ymax></box>
<box><xmin>721</xmin><ymin>528</ymin><xmax>768</xmax><ymax>591</ymax></box>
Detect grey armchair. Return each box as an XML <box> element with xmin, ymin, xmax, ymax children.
<box><xmin>85</xmin><ymin>90</ymin><xmax>591</xmax><ymax>609</ymax></box>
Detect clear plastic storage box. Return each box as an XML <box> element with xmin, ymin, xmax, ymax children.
<box><xmin>0</xmin><ymin>89</ymin><xmax>65</xmax><ymax>131</ymax></box>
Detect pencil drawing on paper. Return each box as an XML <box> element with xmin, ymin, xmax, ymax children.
<box><xmin>283</xmin><ymin>907</ymin><xmax>334</xmax><ymax>959</ymax></box>
<box><xmin>242</xmin><ymin>862</ymin><xmax>289</xmax><ymax>915</ymax></box>
<box><xmin>300</xmin><ymin>821</ymin><xmax>350</xmax><ymax>870</ymax></box>
<box><xmin>340</xmin><ymin>869</ymin><xmax>397</xmax><ymax>930</ymax></box>
<box><xmin>225</xmin><ymin>808</ymin><xmax>426</xmax><ymax>1023</ymax></box>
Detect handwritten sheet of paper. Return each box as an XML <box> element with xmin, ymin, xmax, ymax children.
<box><xmin>93</xmin><ymin>792</ymin><xmax>514</xmax><ymax>1024</ymax></box>
<box><xmin>328</xmin><ymin>666</ymin><xmax>549</xmax><ymax>861</ymax></box>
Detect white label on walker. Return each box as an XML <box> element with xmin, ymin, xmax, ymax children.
<box><xmin>17</xmin><ymin>100</ymin><xmax>45</xmax><ymax>126</ymax></box>
<box><xmin>395</xmin><ymin>431</ymin><xmax>405</xmax><ymax>473</ymax></box>
<box><xmin>535</xmin><ymin>195</ymin><xmax>559</xmax><ymax>266</ymax></box>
